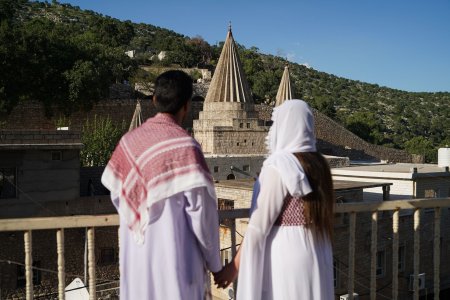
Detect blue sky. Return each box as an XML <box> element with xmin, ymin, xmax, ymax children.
<box><xmin>61</xmin><ymin>0</ymin><xmax>450</xmax><ymax>93</ymax></box>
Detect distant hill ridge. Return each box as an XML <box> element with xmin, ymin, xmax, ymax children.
<box><xmin>4</xmin><ymin>0</ymin><xmax>449</xmax><ymax>162</ymax></box>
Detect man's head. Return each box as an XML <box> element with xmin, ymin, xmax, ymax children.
<box><xmin>153</xmin><ymin>70</ymin><xmax>193</xmax><ymax>115</ymax></box>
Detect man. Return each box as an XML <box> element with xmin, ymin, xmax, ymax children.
<box><xmin>102</xmin><ymin>70</ymin><xmax>221</xmax><ymax>299</ymax></box>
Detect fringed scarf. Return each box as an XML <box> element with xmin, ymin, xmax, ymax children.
<box><xmin>102</xmin><ymin>113</ymin><xmax>215</xmax><ymax>244</ymax></box>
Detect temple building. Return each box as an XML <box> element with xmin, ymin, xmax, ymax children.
<box><xmin>193</xmin><ymin>26</ymin><xmax>268</xmax><ymax>156</ymax></box>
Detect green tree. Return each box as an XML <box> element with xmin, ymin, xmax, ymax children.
<box><xmin>80</xmin><ymin>116</ymin><xmax>126</xmax><ymax>166</ymax></box>
<box><xmin>344</xmin><ymin>112</ymin><xmax>385</xmax><ymax>144</ymax></box>
<box><xmin>404</xmin><ymin>136</ymin><xmax>436</xmax><ymax>163</ymax></box>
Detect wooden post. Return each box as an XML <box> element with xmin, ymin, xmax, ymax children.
<box><xmin>24</xmin><ymin>230</ymin><xmax>33</xmax><ymax>300</ymax></box>
<box><xmin>87</xmin><ymin>227</ymin><xmax>96</xmax><ymax>300</ymax></box>
<box><xmin>370</xmin><ymin>211</ymin><xmax>378</xmax><ymax>300</ymax></box>
<box><xmin>413</xmin><ymin>209</ymin><xmax>421</xmax><ymax>300</ymax></box>
<box><xmin>392</xmin><ymin>209</ymin><xmax>399</xmax><ymax>300</ymax></box>
<box><xmin>348</xmin><ymin>212</ymin><xmax>356</xmax><ymax>300</ymax></box>
<box><xmin>57</xmin><ymin>229</ymin><xmax>65</xmax><ymax>300</ymax></box>
<box><xmin>434</xmin><ymin>208</ymin><xmax>441</xmax><ymax>300</ymax></box>
<box><xmin>231</xmin><ymin>219</ymin><xmax>237</xmax><ymax>298</ymax></box>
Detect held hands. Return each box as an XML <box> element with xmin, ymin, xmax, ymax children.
<box><xmin>213</xmin><ymin>261</ymin><xmax>238</xmax><ymax>289</ymax></box>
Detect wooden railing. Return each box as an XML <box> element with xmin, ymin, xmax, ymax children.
<box><xmin>0</xmin><ymin>198</ymin><xmax>449</xmax><ymax>300</ymax></box>
<box><xmin>334</xmin><ymin>198</ymin><xmax>450</xmax><ymax>300</ymax></box>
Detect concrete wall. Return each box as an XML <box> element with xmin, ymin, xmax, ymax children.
<box><xmin>332</xmin><ymin>174</ymin><xmax>450</xmax><ymax>202</ymax></box>
<box><xmin>332</xmin><ymin>175</ymin><xmax>415</xmax><ymax>202</ymax></box>
<box><xmin>415</xmin><ymin>176</ymin><xmax>450</xmax><ymax>198</ymax></box>
<box><xmin>205</xmin><ymin>155</ymin><xmax>265</xmax><ymax>181</ymax></box>
<box><xmin>0</xmin><ymin>149</ymin><xmax>80</xmax><ymax>218</ymax></box>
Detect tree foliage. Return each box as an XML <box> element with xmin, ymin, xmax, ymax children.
<box><xmin>1</xmin><ymin>0</ymin><xmax>449</xmax><ymax>162</ymax></box>
<box><xmin>0</xmin><ymin>0</ymin><xmax>135</xmax><ymax>116</ymax></box>
<box><xmin>80</xmin><ymin>115</ymin><xmax>126</xmax><ymax>167</ymax></box>
<box><xmin>404</xmin><ymin>136</ymin><xmax>437</xmax><ymax>163</ymax></box>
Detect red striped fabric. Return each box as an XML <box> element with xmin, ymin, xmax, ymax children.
<box><xmin>103</xmin><ymin>113</ymin><xmax>214</xmax><ymax>243</ymax></box>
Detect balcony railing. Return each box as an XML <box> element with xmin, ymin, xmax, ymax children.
<box><xmin>0</xmin><ymin>197</ymin><xmax>449</xmax><ymax>300</ymax></box>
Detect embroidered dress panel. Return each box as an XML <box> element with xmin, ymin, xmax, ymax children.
<box><xmin>274</xmin><ymin>195</ymin><xmax>308</xmax><ymax>226</ymax></box>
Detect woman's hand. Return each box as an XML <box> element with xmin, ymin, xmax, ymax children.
<box><xmin>213</xmin><ymin>261</ymin><xmax>238</xmax><ymax>289</ymax></box>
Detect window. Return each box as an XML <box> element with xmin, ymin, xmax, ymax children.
<box><xmin>99</xmin><ymin>248</ymin><xmax>115</xmax><ymax>265</ymax></box>
<box><xmin>243</xmin><ymin>165</ymin><xmax>250</xmax><ymax>172</ymax></box>
<box><xmin>424</xmin><ymin>189</ymin><xmax>437</xmax><ymax>198</ymax></box>
<box><xmin>376</xmin><ymin>250</ymin><xmax>385</xmax><ymax>277</ymax></box>
<box><xmin>51</xmin><ymin>151</ymin><xmax>62</xmax><ymax>161</ymax></box>
<box><xmin>239</xmin><ymin>123</ymin><xmax>243</xmax><ymax>128</ymax></box>
<box><xmin>398</xmin><ymin>245</ymin><xmax>405</xmax><ymax>272</ymax></box>
<box><xmin>214</xmin><ymin>166</ymin><xmax>219</xmax><ymax>173</ymax></box>
<box><xmin>244</xmin><ymin>139</ymin><xmax>247</xmax><ymax>143</ymax></box>
<box><xmin>0</xmin><ymin>167</ymin><xmax>16</xmax><ymax>199</ymax></box>
<box><xmin>237</xmin><ymin>142</ymin><xmax>240</xmax><ymax>146</ymax></box>
<box><xmin>424</xmin><ymin>189</ymin><xmax>438</xmax><ymax>213</ymax></box>
<box><xmin>218</xmin><ymin>199</ymin><xmax>234</xmax><ymax>210</ymax></box>
<box><xmin>246</xmin><ymin>123</ymin><xmax>250</xmax><ymax>128</ymax></box>
<box><xmin>17</xmin><ymin>261</ymin><xmax>41</xmax><ymax>287</ymax></box>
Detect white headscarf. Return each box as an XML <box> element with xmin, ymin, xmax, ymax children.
<box><xmin>263</xmin><ymin>99</ymin><xmax>316</xmax><ymax>197</ymax></box>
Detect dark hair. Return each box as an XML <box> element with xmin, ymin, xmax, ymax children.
<box><xmin>153</xmin><ymin>70</ymin><xmax>193</xmax><ymax>114</ymax></box>
<box><xmin>294</xmin><ymin>152</ymin><xmax>335</xmax><ymax>240</ymax></box>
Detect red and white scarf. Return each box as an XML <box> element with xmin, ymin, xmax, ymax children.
<box><xmin>102</xmin><ymin>113</ymin><xmax>216</xmax><ymax>244</ymax></box>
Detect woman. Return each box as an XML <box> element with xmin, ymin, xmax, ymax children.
<box><xmin>215</xmin><ymin>99</ymin><xmax>335</xmax><ymax>299</ymax></box>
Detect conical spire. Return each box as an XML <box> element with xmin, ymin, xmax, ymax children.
<box><xmin>204</xmin><ymin>25</ymin><xmax>253</xmax><ymax>103</ymax></box>
<box><xmin>275</xmin><ymin>64</ymin><xmax>294</xmax><ymax>106</ymax></box>
<box><xmin>129</xmin><ymin>100</ymin><xmax>143</xmax><ymax>131</ymax></box>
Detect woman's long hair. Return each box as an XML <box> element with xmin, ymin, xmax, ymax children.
<box><xmin>294</xmin><ymin>152</ymin><xmax>335</xmax><ymax>240</ymax></box>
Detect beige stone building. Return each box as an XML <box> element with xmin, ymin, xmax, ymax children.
<box><xmin>193</xmin><ymin>27</ymin><xmax>269</xmax><ymax>156</ymax></box>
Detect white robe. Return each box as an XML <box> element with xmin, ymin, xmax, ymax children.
<box><xmin>237</xmin><ymin>166</ymin><xmax>334</xmax><ymax>300</ymax></box>
<box><xmin>112</xmin><ymin>186</ymin><xmax>222</xmax><ymax>300</ymax></box>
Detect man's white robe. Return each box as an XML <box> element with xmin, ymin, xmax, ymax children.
<box><xmin>112</xmin><ymin>187</ymin><xmax>221</xmax><ymax>300</ymax></box>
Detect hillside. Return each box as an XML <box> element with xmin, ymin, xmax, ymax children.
<box><xmin>1</xmin><ymin>0</ymin><xmax>448</xmax><ymax>162</ymax></box>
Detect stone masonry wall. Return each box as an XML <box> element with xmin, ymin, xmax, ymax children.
<box><xmin>0</xmin><ymin>98</ymin><xmax>416</xmax><ymax>163</ymax></box>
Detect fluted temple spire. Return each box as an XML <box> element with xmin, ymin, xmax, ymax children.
<box><xmin>275</xmin><ymin>64</ymin><xmax>294</xmax><ymax>106</ymax></box>
<box><xmin>204</xmin><ymin>26</ymin><xmax>253</xmax><ymax>103</ymax></box>
<box><xmin>129</xmin><ymin>100</ymin><xmax>143</xmax><ymax>131</ymax></box>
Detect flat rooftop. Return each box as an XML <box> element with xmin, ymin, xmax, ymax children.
<box><xmin>332</xmin><ymin>163</ymin><xmax>450</xmax><ymax>179</ymax></box>
<box><xmin>215</xmin><ymin>178</ymin><xmax>392</xmax><ymax>192</ymax></box>
<box><xmin>0</xmin><ymin>130</ymin><xmax>83</xmax><ymax>150</ymax></box>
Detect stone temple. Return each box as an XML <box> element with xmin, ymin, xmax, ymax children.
<box><xmin>193</xmin><ymin>26</ymin><xmax>268</xmax><ymax>156</ymax></box>
<box><xmin>193</xmin><ymin>26</ymin><xmax>271</xmax><ymax>180</ymax></box>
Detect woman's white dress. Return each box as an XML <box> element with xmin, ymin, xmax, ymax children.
<box><xmin>237</xmin><ymin>165</ymin><xmax>334</xmax><ymax>299</ymax></box>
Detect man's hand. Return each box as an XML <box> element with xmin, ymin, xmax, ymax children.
<box><xmin>213</xmin><ymin>261</ymin><xmax>238</xmax><ymax>289</ymax></box>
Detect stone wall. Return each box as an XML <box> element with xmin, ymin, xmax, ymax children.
<box><xmin>0</xmin><ymin>98</ymin><xmax>417</xmax><ymax>163</ymax></box>
<box><xmin>254</xmin><ymin>104</ymin><xmax>417</xmax><ymax>163</ymax></box>
<box><xmin>313</xmin><ymin>111</ymin><xmax>417</xmax><ymax>163</ymax></box>
<box><xmin>0</xmin><ymin>99</ymin><xmax>203</xmax><ymax>133</ymax></box>
<box><xmin>0</xmin><ymin>130</ymin><xmax>81</xmax><ymax>146</ymax></box>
